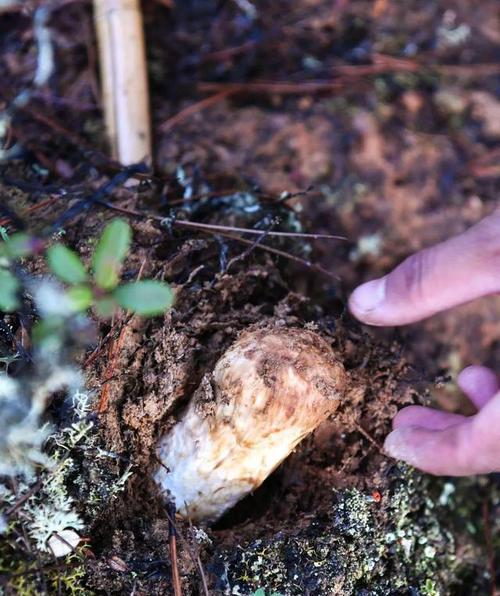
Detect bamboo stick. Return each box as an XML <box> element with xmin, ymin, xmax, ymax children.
<box><xmin>94</xmin><ymin>0</ymin><xmax>151</xmax><ymax>166</ymax></box>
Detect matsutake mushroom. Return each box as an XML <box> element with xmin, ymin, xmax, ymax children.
<box><xmin>155</xmin><ymin>326</ymin><xmax>348</xmax><ymax>522</ymax></box>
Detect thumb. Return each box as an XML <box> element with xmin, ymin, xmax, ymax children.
<box><xmin>349</xmin><ymin>209</ymin><xmax>500</xmax><ymax>325</ymax></box>
<box><xmin>383</xmin><ymin>421</ymin><xmax>480</xmax><ymax>476</ymax></box>
<box><xmin>384</xmin><ymin>392</ymin><xmax>500</xmax><ymax>475</ymax></box>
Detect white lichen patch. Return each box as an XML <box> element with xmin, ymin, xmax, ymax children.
<box><xmin>349</xmin><ymin>233</ymin><xmax>383</xmax><ymax>261</ymax></box>
<box><xmin>27</xmin><ymin>496</ymin><xmax>84</xmax><ymax>553</ymax></box>
<box><xmin>0</xmin><ymin>386</ymin><xmax>133</xmax><ymax>562</ymax></box>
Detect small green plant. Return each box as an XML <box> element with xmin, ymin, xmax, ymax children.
<box><xmin>0</xmin><ymin>218</ymin><xmax>174</xmax><ymax>318</ymax></box>
<box><xmin>0</xmin><ymin>227</ymin><xmax>38</xmax><ymax>313</ymax></box>
<box><xmin>0</xmin><ymin>219</ymin><xmax>173</xmax><ymax>592</ymax></box>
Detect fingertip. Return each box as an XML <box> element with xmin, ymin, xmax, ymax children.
<box><xmin>393</xmin><ymin>405</ymin><xmax>466</xmax><ymax>431</ymax></box>
<box><xmin>348</xmin><ymin>277</ymin><xmax>387</xmax><ymax>325</ymax></box>
<box><xmin>393</xmin><ymin>406</ymin><xmax>425</xmax><ymax>429</ymax></box>
<box><xmin>384</xmin><ymin>421</ymin><xmax>480</xmax><ymax>476</ymax></box>
<box><xmin>457</xmin><ymin>365</ymin><xmax>499</xmax><ymax>408</ymax></box>
<box><xmin>384</xmin><ymin>426</ymin><xmax>421</xmax><ymax>467</ymax></box>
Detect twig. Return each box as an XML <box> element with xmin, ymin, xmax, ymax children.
<box><xmin>49</xmin><ymin>163</ymin><xmax>147</xmax><ymax>233</ymax></box>
<box><xmin>159</xmin><ymin>90</ymin><xmax>236</xmax><ymax>133</ymax></box>
<box><xmin>172</xmin><ymin>219</ymin><xmax>347</xmax><ymax>241</ymax></box>
<box><xmin>6</xmin><ymin>478</ymin><xmax>44</xmax><ymax>518</ymax></box>
<box><xmin>198</xmin><ymin>56</ymin><xmax>500</xmax><ymax>97</ymax></box>
<box><xmin>17</xmin><ymin>103</ymin><xmax>90</xmax><ymax>151</ymax></box>
<box><xmin>200</xmin><ymin>39</ymin><xmax>258</xmax><ymax>64</ymax></box>
<box><xmin>0</xmin><ymin>203</ymin><xmax>26</xmax><ymax>230</ymax></box>
<box><xmin>209</xmin><ymin>228</ymin><xmax>340</xmax><ymax>280</ymax></box>
<box><xmin>354</xmin><ymin>422</ymin><xmax>385</xmax><ymax>453</ymax></box>
<box><xmin>92</xmin><ymin>201</ymin><xmax>347</xmax><ymax>242</ymax></box>
<box><xmin>90</xmin><ymin>201</ymin><xmax>341</xmax><ymax>279</ymax></box>
<box><xmin>187</xmin><ymin>520</ymin><xmax>210</xmax><ymax>596</ymax></box>
<box><xmin>198</xmin><ymin>79</ymin><xmax>345</xmax><ymax>95</ymax></box>
<box><xmin>183</xmin><ymin>264</ymin><xmax>206</xmax><ymax>286</ymax></box>
<box><xmin>96</xmin><ymin>321</ymin><xmax>129</xmax><ymax>413</ymax></box>
<box><xmin>226</xmin><ymin>228</ymin><xmax>271</xmax><ymax>272</ymax></box>
<box><xmin>0</xmin><ymin>198</ymin><xmax>64</xmax><ymax>231</ymax></box>
<box><xmin>162</xmin><ymin>500</ymin><xmax>209</xmax><ymax>596</ymax></box>
<box><xmin>5</xmin><ymin>456</ymin><xmax>73</xmax><ymax>519</ymax></box>
<box><xmin>468</xmin><ymin>147</ymin><xmax>500</xmax><ymax>179</ymax></box>
<box><xmin>94</xmin><ymin>0</ymin><xmax>151</xmax><ymax>165</ymax></box>
<box><xmin>167</xmin><ymin>503</ymin><xmax>182</xmax><ymax>596</ymax></box>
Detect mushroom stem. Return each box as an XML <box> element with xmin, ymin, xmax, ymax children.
<box><xmin>155</xmin><ymin>326</ymin><xmax>348</xmax><ymax>522</ymax></box>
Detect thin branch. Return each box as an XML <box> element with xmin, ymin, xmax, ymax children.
<box><xmin>198</xmin><ymin>80</ymin><xmax>345</xmax><ymax>95</ymax></box>
<box><xmin>94</xmin><ymin>200</ymin><xmax>341</xmax><ymax>278</ymax></box>
<box><xmin>167</xmin><ymin>504</ymin><xmax>182</xmax><ymax>596</ymax></box>
<box><xmin>198</xmin><ymin>55</ymin><xmax>500</xmax><ymax>96</ymax></box>
<box><xmin>172</xmin><ymin>219</ymin><xmax>347</xmax><ymax>241</ymax></box>
<box><xmin>5</xmin><ymin>457</ymin><xmax>71</xmax><ymax>519</ymax></box>
<box><xmin>226</xmin><ymin>228</ymin><xmax>271</xmax><ymax>272</ymax></box>
<box><xmin>210</xmin><ymin>228</ymin><xmax>340</xmax><ymax>280</ymax></box>
<box><xmin>159</xmin><ymin>90</ymin><xmax>236</xmax><ymax>132</ymax></box>
<box><xmin>94</xmin><ymin>201</ymin><xmax>347</xmax><ymax>242</ymax></box>
<box><xmin>187</xmin><ymin>520</ymin><xmax>210</xmax><ymax>596</ymax></box>
<box><xmin>353</xmin><ymin>422</ymin><xmax>385</xmax><ymax>453</ymax></box>
<box><xmin>163</xmin><ymin>502</ymin><xmax>209</xmax><ymax>596</ymax></box>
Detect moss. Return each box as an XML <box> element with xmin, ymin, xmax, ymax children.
<box><xmin>214</xmin><ymin>466</ymin><xmax>496</xmax><ymax>595</ymax></box>
<box><xmin>0</xmin><ymin>546</ymin><xmax>90</xmax><ymax>595</ymax></box>
<box><xmin>48</xmin><ymin>553</ymin><xmax>91</xmax><ymax>595</ymax></box>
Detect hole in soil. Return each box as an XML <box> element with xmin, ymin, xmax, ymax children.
<box><xmin>212</xmin><ymin>437</ymin><xmax>346</xmax><ymax>534</ymax></box>
<box><xmin>212</xmin><ymin>469</ymin><xmax>284</xmax><ymax>530</ymax></box>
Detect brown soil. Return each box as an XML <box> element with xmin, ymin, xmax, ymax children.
<box><xmin>1</xmin><ymin>0</ymin><xmax>499</xmax><ymax>594</ymax></box>
<box><xmin>80</xmin><ymin>233</ymin><xmax>424</xmax><ymax>593</ymax></box>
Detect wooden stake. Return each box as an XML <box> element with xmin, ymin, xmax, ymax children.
<box><xmin>94</xmin><ymin>0</ymin><xmax>152</xmax><ymax>166</ymax></box>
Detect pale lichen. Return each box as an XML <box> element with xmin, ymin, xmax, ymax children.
<box><xmin>214</xmin><ymin>466</ymin><xmax>496</xmax><ymax>595</ymax></box>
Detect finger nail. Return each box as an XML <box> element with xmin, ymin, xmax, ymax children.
<box><xmin>349</xmin><ymin>277</ymin><xmax>386</xmax><ymax>318</ymax></box>
<box><xmin>384</xmin><ymin>427</ymin><xmax>418</xmax><ymax>465</ymax></box>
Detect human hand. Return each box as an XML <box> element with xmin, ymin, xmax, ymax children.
<box><xmin>348</xmin><ymin>208</ymin><xmax>500</xmax><ymax>475</ymax></box>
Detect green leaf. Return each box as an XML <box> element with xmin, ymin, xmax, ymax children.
<box><xmin>0</xmin><ymin>269</ymin><xmax>19</xmax><ymax>312</ymax></box>
<box><xmin>0</xmin><ymin>233</ymin><xmax>33</xmax><ymax>259</ymax></box>
<box><xmin>92</xmin><ymin>219</ymin><xmax>131</xmax><ymax>290</ymax></box>
<box><xmin>113</xmin><ymin>281</ymin><xmax>174</xmax><ymax>316</ymax></box>
<box><xmin>94</xmin><ymin>296</ymin><xmax>118</xmax><ymax>319</ymax></box>
<box><xmin>47</xmin><ymin>244</ymin><xmax>88</xmax><ymax>285</ymax></box>
<box><xmin>66</xmin><ymin>285</ymin><xmax>93</xmax><ymax>311</ymax></box>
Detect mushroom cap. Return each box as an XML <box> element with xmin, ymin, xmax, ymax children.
<box><xmin>155</xmin><ymin>326</ymin><xmax>348</xmax><ymax>521</ymax></box>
